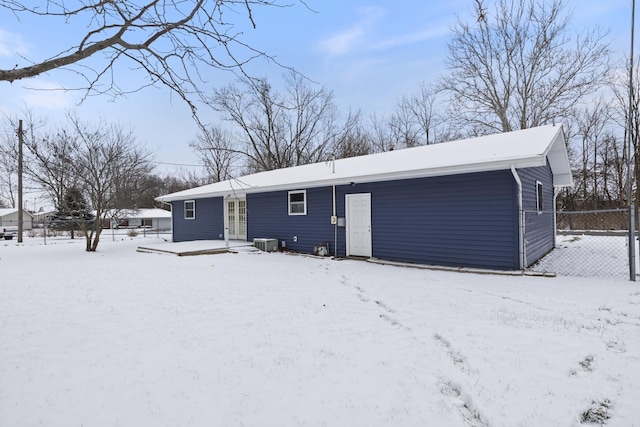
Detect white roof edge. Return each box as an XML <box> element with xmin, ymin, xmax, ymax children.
<box><xmin>157</xmin><ymin>125</ymin><xmax>573</xmax><ymax>202</ymax></box>
<box><xmin>157</xmin><ymin>156</ymin><xmax>547</xmax><ymax>202</ymax></box>
<box><xmin>0</xmin><ymin>208</ymin><xmax>35</xmax><ymax>218</ymax></box>
<box><xmin>554</xmin><ymin>173</ymin><xmax>573</xmax><ymax>187</ymax></box>
<box><xmin>542</xmin><ymin>124</ymin><xmax>573</xmax><ymax>188</ymax></box>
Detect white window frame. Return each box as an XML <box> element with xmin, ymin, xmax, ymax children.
<box><xmin>184</xmin><ymin>200</ymin><xmax>196</xmax><ymax>219</ymax></box>
<box><xmin>536</xmin><ymin>181</ymin><xmax>544</xmax><ymax>213</ymax></box>
<box><xmin>288</xmin><ymin>190</ymin><xmax>307</xmax><ymax>216</ymax></box>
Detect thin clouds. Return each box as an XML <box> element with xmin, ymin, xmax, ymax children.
<box><xmin>372</xmin><ymin>25</ymin><xmax>450</xmax><ymax>51</ymax></box>
<box><xmin>317</xmin><ymin>6</ymin><xmax>450</xmax><ymax>57</ymax></box>
<box><xmin>0</xmin><ymin>29</ymin><xmax>29</xmax><ymax>57</ymax></box>
<box><xmin>21</xmin><ymin>79</ymin><xmax>72</xmax><ymax>109</ymax></box>
<box><xmin>317</xmin><ymin>6</ymin><xmax>386</xmax><ymax>56</ymax></box>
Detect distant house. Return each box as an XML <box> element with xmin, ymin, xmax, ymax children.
<box><xmin>156</xmin><ymin>125</ymin><xmax>573</xmax><ymax>271</ymax></box>
<box><xmin>0</xmin><ymin>208</ymin><xmax>34</xmax><ymax>230</ymax></box>
<box><xmin>33</xmin><ymin>209</ymin><xmax>56</xmax><ymax>225</ymax></box>
<box><xmin>101</xmin><ymin>209</ymin><xmax>171</xmax><ymax>231</ymax></box>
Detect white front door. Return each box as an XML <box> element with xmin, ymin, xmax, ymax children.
<box><xmin>226</xmin><ymin>199</ymin><xmax>247</xmax><ymax>240</ymax></box>
<box><xmin>346</xmin><ymin>193</ymin><xmax>372</xmax><ymax>257</ymax></box>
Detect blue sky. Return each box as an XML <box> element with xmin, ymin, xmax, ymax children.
<box><xmin>0</xmin><ymin>0</ymin><xmax>632</xmax><ymax>174</ymax></box>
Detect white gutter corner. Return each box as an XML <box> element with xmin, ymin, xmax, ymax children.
<box><xmin>511</xmin><ymin>165</ymin><xmax>525</xmax><ymax>270</ymax></box>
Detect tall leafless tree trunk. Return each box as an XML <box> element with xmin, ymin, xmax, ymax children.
<box><xmin>441</xmin><ymin>0</ymin><xmax>611</xmax><ymax>134</ymax></box>
<box><xmin>190</xmin><ymin>126</ymin><xmax>241</xmax><ymax>183</ymax></box>
<box><xmin>612</xmin><ymin>60</ymin><xmax>640</xmax><ymax>216</ymax></box>
<box><xmin>212</xmin><ymin>72</ymin><xmax>358</xmax><ymax>173</ymax></box>
<box><xmin>66</xmin><ymin>116</ymin><xmax>152</xmax><ymax>251</ymax></box>
<box><xmin>573</xmin><ymin>100</ymin><xmax>613</xmax><ymax>209</ymax></box>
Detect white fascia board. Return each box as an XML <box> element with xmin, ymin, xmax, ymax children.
<box><xmin>157</xmin><ymin>157</ymin><xmax>546</xmax><ymax>201</ymax></box>
<box><xmin>553</xmin><ymin>173</ymin><xmax>574</xmax><ymax>187</ymax></box>
<box><xmin>542</xmin><ymin>125</ymin><xmax>573</xmax><ymax>185</ymax></box>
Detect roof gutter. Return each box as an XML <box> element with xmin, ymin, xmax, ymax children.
<box><xmin>511</xmin><ymin>165</ymin><xmax>525</xmax><ymax>270</ymax></box>
<box><xmin>158</xmin><ymin>157</ymin><xmax>547</xmax><ymax>203</ymax></box>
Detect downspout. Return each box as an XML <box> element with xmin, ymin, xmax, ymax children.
<box><xmin>333</xmin><ymin>184</ymin><xmax>338</xmax><ymax>258</ymax></box>
<box><xmin>553</xmin><ymin>188</ymin><xmax>559</xmax><ymax>248</ymax></box>
<box><xmin>224</xmin><ymin>195</ymin><xmax>229</xmax><ymax>248</ymax></box>
<box><xmin>511</xmin><ymin>166</ymin><xmax>525</xmax><ymax>270</ymax></box>
<box><xmin>332</xmin><ymin>155</ymin><xmax>338</xmax><ymax>258</ymax></box>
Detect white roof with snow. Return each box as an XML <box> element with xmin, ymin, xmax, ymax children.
<box><xmin>157</xmin><ymin>124</ymin><xmax>572</xmax><ymax>202</ymax></box>
<box><xmin>0</xmin><ymin>208</ymin><xmax>35</xmax><ymax>218</ymax></box>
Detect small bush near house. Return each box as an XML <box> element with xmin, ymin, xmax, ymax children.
<box><xmin>127</xmin><ymin>229</ymin><xmax>139</xmax><ymax>237</ymax></box>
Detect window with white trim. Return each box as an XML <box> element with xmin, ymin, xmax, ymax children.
<box><xmin>184</xmin><ymin>200</ymin><xmax>195</xmax><ymax>219</ymax></box>
<box><xmin>288</xmin><ymin>190</ymin><xmax>307</xmax><ymax>215</ymax></box>
<box><xmin>536</xmin><ymin>181</ymin><xmax>544</xmax><ymax>212</ymax></box>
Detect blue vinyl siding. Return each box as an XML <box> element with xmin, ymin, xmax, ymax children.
<box><xmin>519</xmin><ymin>162</ymin><xmax>555</xmax><ymax>266</ymax></box>
<box><xmin>248</xmin><ymin>170</ymin><xmax>520</xmax><ymax>270</ymax></box>
<box><xmin>248</xmin><ymin>187</ymin><xmax>335</xmax><ymax>254</ymax></box>
<box><xmin>171</xmin><ymin>197</ymin><xmax>224</xmax><ymax>242</ymax></box>
<box><xmin>341</xmin><ymin>171</ymin><xmax>519</xmax><ymax>270</ymax></box>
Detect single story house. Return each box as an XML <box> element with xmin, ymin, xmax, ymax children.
<box><xmin>0</xmin><ymin>208</ymin><xmax>34</xmax><ymax>230</ymax></box>
<box><xmin>100</xmin><ymin>208</ymin><xmax>172</xmax><ymax>230</ymax></box>
<box><xmin>156</xmin><ymin>124</ymin><xmax>572</xmax><ymax>271</ymax></box>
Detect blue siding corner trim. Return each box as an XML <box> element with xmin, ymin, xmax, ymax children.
<box><xmin>519</xmin><ymin>162</ymin><xmax>555</xmax><ymax>267</ymax></box>
<box><xmin>248</xmin><ymin>170</ymin><xmax>520</xmax><ymax>270</ymax></box>
<box><xmin>171</xmin><ymin>197</ymin><xmax>224</xmax><ymax>242</ymax></box>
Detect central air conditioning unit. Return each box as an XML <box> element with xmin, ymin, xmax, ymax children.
<box><xmin>253</xmin><ymin>238</ymin><xmax>278</xmax><ymax>252</ymax></box>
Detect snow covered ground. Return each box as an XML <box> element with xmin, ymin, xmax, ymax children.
<box><xmin>1</xmin><ymin>235</ymin><xmax>639</xmax><ymax>427</ymax></box>
<box><xmin>531</xmin><ymin>234</ymin><xmax>630</xmax><ymax>279</ymax></box>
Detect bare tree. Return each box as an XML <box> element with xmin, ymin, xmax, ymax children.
<box><xmin>388</xmin><ymin>83</ymin><xmax>447</xmax><ymax>148</ymax></box>
<box><xmin>0</xmin><ymin>1</ymin><xmax>306</xmax><ymax>112</ymax></box>
<box><xmin>406</xmin><ymin>83</ymin><xmax>443</xmax><ymax>145</ymax></box>
<box><xmin>212</xmin><ymin>72</ymin><xmax>356</xmax><ymax>172</ymax></box>
<box><xmin>0</xmin><ymin>111</ymin><xmax>48</xmax><ymax>208</ymax></box>
<box><xmin>572</xmin><ymin>99</ymin><xmax>613</xmax><ymax>209</ymax></box>
<box><xmin>23</xmin><ymin>128</ymin><xmax>82</xmax><ymax>212</ymax></box>
<box><xmin>388</xmin><ymin>99</ymin><xmax>421</xmax><ymax>149</ymax></box>
<box><xmin>441</xmin><ymin>0</ymin><xmax>611</xmax><ymax>134</ymax></box>
<box><xmin>112</xmin><ymin>173</ymin><xmax>169</xmax><ymax>209</ymax></box>
<box><xmin>0</xmin><ymin>132</ymin><xmax>19</xmax><ymax>208</ymax></box>
<box><xmin>23</xmin><ymin>114</ymin><xmax>152</xmax><ymax>251</ymax></box>
<box><xmin>331</xmin><ymin>113</ymin><xmax>372</xmax><ymax>159</ymax></box>
<box><xmin>599</xmin><ymin>132</ymin><xmax>627</xmax><ymax>208</ymax></box>
<box><xmin>367</xmin><ymin>113</ymin><xmax>392</xmax><ymax>153</ymax></box>
<box><xmin>69</xmin><ymin>117</ymin><xmax>153</xmax><ymax>251</ymax></box>
<box><xmin>611</xmin><ymin>60</ymin><xmax>640</xmax><ymax>213</ymax></box>
<box><xmin>190</xmin><ymin>126</ymin><xmax>241</xmax><ymax>183</ymax></box>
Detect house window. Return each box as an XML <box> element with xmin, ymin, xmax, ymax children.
<box><xmin>184</xmin><ymin>200</ymin><xmax>195</xmax><ymax>219</ymax></box>
<box><xmin>536</xmin><ymin>182</ymin><xmax>544</xmax><ymax>212</ymax></box>
<box><xmin>288</xmin><ymin>190</ymin><xmax>307</xmax><ymax>215</ymax></box>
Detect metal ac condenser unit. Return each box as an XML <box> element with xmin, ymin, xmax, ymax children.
<box><xmin>253</xmin><ymin>238</ymin><xmax>278</xmax><ymax>252</ymax></box>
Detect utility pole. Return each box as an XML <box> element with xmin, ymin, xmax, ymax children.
<box><xmin>18</xmin><ymin>120</ymin><xmax>24</xmax><ymax>244</ymax></box>
<box><xmin>628</xmin><ymin>0</ymin><xmax>637</xmax><ymax>281</ymax></box>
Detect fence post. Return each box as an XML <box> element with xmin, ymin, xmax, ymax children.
<box><xmin>630</xmin><ymin>205</ymin><xmax>636</xmax><ymax>281</ymax></box>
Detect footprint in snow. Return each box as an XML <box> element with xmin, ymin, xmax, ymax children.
<box><xmin>570</xmin><ymin>355</ymin><xmax>594</xmax><ymax>377</ymax></box>
<box><xmin>438</xmin><ymin>378</ymin><xmax>489</xmax><ymax>427</ymax></box>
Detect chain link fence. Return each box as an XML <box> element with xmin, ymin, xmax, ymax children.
<box><xmin>528</xmin><ymin>209</ymin><xmax>631</xmax><ymax>279</ymax></box>
<box><xmin>1</xmin><ymin>218</ymin><xmax>171</xmax><ymax>242</ymax></box>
